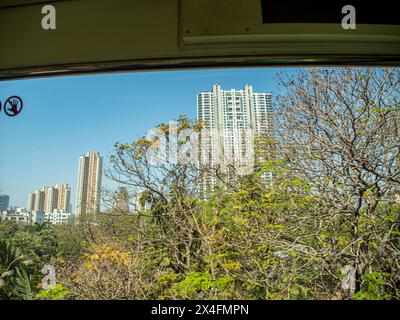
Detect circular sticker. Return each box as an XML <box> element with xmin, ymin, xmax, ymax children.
<box><xmin>4</xmin><ymin>96</ymin><xmax>23</xmax><ymax>117</ymax></box>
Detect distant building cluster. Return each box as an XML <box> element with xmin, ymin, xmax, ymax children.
<box><xmin>27</xmin><ymin>183</ymin><xmax>71</xmax><ymax>213</ymax></box>
<box><xmin>1</xmin><ymin>151</ymin><xmax>104</xmax><ymax>225</ymax></box>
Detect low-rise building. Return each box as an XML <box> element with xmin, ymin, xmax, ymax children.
<box><xmin>44</xmin><ymin>210</ymin><xmax>73</xmax><ymax>224</ymax></box>
<box><xmin>0</xmin><ymin>209</ymin><xmax>45</xmax><ymax>224</ymax></box>
<box><xmin>31</xmin><ymin>211</ymin><xmax>46</xmax><ymax>225</ymax></box>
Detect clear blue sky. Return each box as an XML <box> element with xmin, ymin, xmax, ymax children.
<box><xmin>0</xmin><ymin>67</ymin><xmax>291</xmax><ymax>208</ymax></box>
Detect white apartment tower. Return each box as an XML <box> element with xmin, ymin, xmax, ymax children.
<box><xmin>197</xmin><ymin>84</ymin><xmax>273</xmax><ymax>191</ymax></box>
<box><xmin>76</xmin><ymin>151</ymin><xmax>103</xmax><ymax>215</ymax></box>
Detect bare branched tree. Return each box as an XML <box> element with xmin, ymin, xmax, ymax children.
<box><xmin>276</xmin><ymin>67</ymin><xmax>400</xmax><ymax>297</ymax></box>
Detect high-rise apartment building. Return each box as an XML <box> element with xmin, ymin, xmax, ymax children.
<box><xmin>45</xmin><ymin>186</ymin><xmax>58</xmax><ymax>212</ymax></box>
<box><xmin>34</xmin><ymin>189</ymin><xmax>46</xmax><ymax>211</ymax></box>
<box><xmin>0</xmin><ymin>194</ymin><xmax>10</xmax><ymax>211</ymax></box>
<box><xmin>135</xmin><ymin>191</ymin><xmax>152</xmax><ymax>212</ymax></box>
<box><xmin>56</xmin><ymin>183</ymin><xmax>71</xmax><ymax>213</ymax></box>
<box><xmin>28</xmin><ymin>184</ymin><xmax>71</xmax><ymax>213</ymax></box>
<box><xmin>76</xmin><ymin>151</ymin><xmax>103</xmax><ymax>215</ymax></box>
<box><xmin>27</xmin><ymin>193</ymin><xmax>36</xmax><ymax>212</ymax></box>
<box><xmin>114</xmin><ymin>187</ymin><xmax>130</xmax><ymax>213</ymax></box>
<box><xmin>197</xmin><ymin>84</ymin><xmax>273</xmax><ymax>192</ymax></box>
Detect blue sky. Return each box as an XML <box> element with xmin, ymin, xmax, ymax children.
<box><xmin>0</xmin><ymin>67</ymin><xmax>291</xmax><ymax>208</ymax></box>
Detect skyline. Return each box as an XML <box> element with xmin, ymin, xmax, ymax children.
<box><xmin>0</xmin><ymin>67</ymin><xmax>289</xmax><ymax>208</ymax></box>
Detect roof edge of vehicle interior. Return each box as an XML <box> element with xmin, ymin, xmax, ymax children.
<box><xmin>1</xmin><ymin>55</ymin><xmax>400</xmax><ymax>81</ymax></box>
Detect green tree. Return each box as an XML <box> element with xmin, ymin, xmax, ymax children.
<box><xmin>0</xmin><ymin>239</ymin><xmax>33</xmax><ymax>299</ymax></box>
